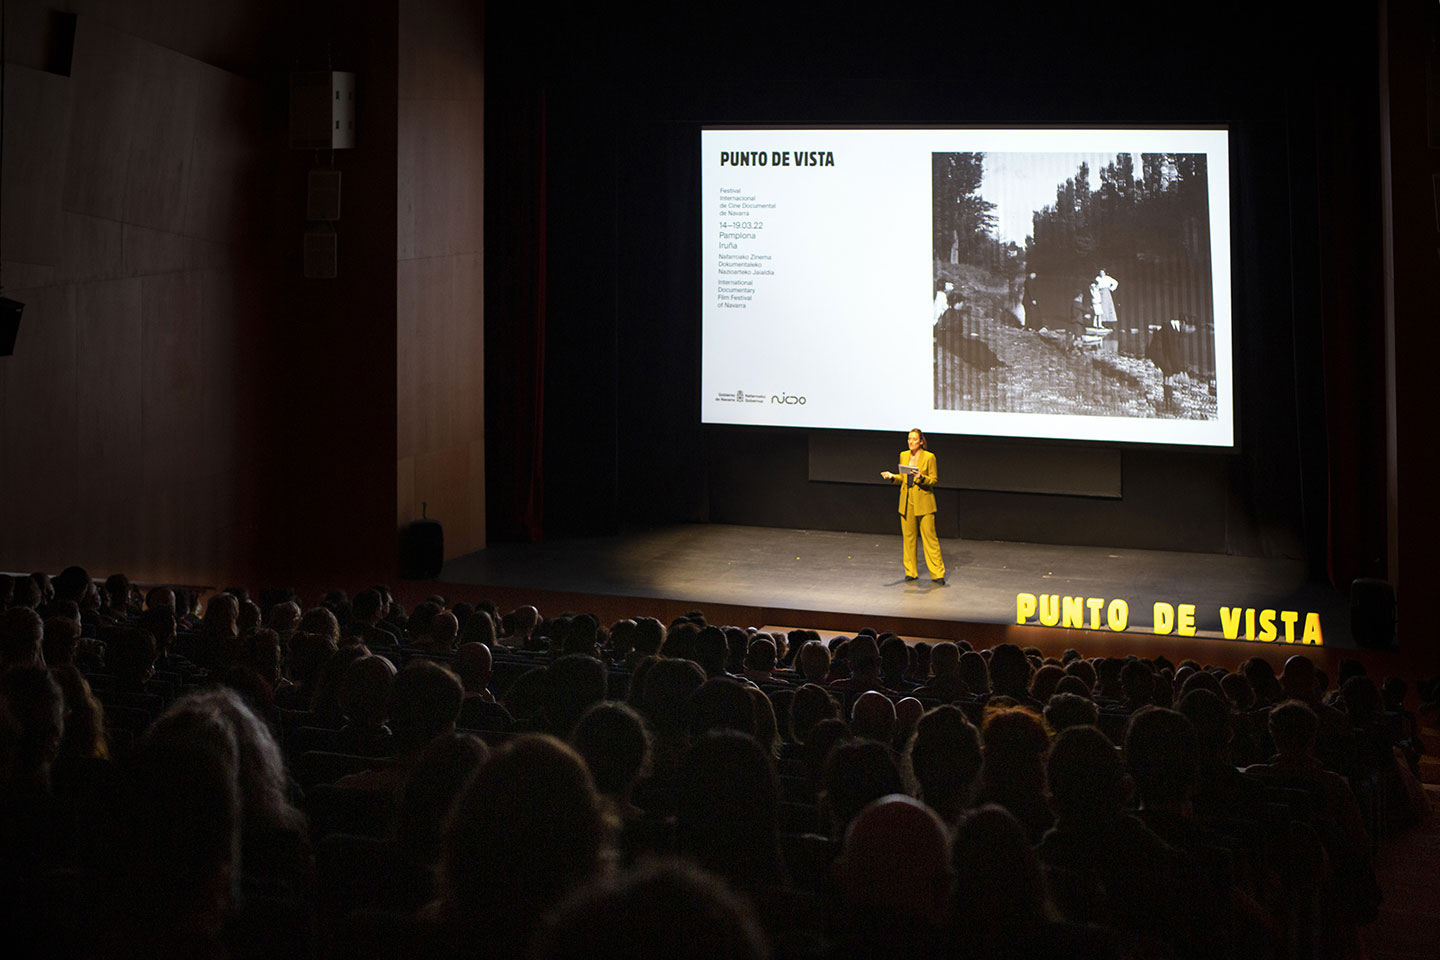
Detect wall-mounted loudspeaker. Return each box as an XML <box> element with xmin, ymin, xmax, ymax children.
<box><xmin>0</xmin><ymin>298</ymin><xmax>24</xmax><ymax>356</ymax></box>
<box><xmin>303</xmin><ymin>226</ymin><xmax>338</xmax><ymax>279</ymax></box>
<box><xmin>307</xmin><ymin>169</ymin><xmax>342</xmax><ymax>221</ymax></box>
<box><xmin>1350</xmin><ymin>577</ymin><xmax>1397</xmax><ymax>651</ymax></box>
<box><xmin>290</xmin><ymin>71</ymin><xmax>357</xmax><ymax>150</ymax></box>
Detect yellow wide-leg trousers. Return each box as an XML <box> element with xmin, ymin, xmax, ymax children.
<box><xmin>901</xmin><ymin>510</ymin><xmax>945</xmax><ymax>580</ymax></box>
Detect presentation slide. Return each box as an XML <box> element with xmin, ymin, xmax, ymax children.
<box><xmin>700</xmin><ymin>128</ymin><xmax>1233</xmax><ymax>447</ymax></box>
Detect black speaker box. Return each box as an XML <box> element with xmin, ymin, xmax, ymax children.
<box><xmin>400</xmin><ymin>504</ymin><xmax>444</xmax><ymax>579</ymax></box>
<box><xmin>1349</xmin><ymin>577</ymin><xmax>1397</xmax><ymax>651</ymax></box>
<box><xmin>0</xmin><ymin>298</ymin><xmax>22</xmax><ymax>356</ymax></box>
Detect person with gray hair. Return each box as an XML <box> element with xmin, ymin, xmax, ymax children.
<box><xmin>0</xmin><ymin>607</ymin><xmax>45</xmax><ymax>671</ymax></box>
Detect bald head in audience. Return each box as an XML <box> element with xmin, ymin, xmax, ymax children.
<box><xmin>454</xmin><ymin>642</ymin><xmax>494</xmax><ymax>696</ymax></box>
<box><xmin>851</xmin><ymin>690</ymin><xmax>897</xmax><ymax>743</ymax></box>
<box><xmin>507</xmin><ymin>605</ymin><xmax>540</xmax><ymax>648</ymax></box>
<box><xmin>836</xmin><ymin>794</ymin><xmax>953</xmax><ymax>926</ymax></box>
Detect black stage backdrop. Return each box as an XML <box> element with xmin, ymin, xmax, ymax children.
<box><xmin>484</xmin><ymin>2</ymin><xmax>1387</xmax><ymax>589</ymax></box>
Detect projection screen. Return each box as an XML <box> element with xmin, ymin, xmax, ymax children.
<box><xmin>700</xmin><ymin>127</ymin><xmax>1233</xmax><ymax>447</ymax></box>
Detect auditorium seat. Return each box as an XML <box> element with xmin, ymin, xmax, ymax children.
<box><xmin>779</xmin><ymin>831</ymin><xmax>838</xmax><ymax>893</ymax></box>
<box><xmin>779</xmin><ymin>800</ymin><xmax>821</xmax><ymax>835</ymax></box>
<box><xmin>777</xmin><ymin>757</ymin><xmax>808</xmax><ymax>778</ymax></box>
<box><xmin>286</xmin><ymin>725</ymin><xmax>394</xmax><ymax>760</ymax></box>
<box><xmin>294</xmin><ymin>751</ymin><xmax>390</xmax><ymax>792</ymax></box>
<box><xmin>315</xmin><ymin>834</ymin><xmax>433</xmax><ymax>922</ymax></box>
<box><xmin>305</xmin><ymin>782</ymin><xmax>395</xmax><ymax>840</ymax></box>
<box><xmin>779</xmin><ymin>774</ymin><xmax>816</xmax><ymax>804</ymax></box>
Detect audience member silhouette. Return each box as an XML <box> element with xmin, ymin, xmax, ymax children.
<box><xmin>797</xmin><ymin>639</ymin><xmax>832</xmax><ymax>684</ymax></box>
<box><xmin>676</xmin><ymin>730</ymin><xmax>785</xmax><ymax>891</ymax></box>
<box><xmin>534</xmin><ymin>859</ymin><xmax>768</xmax><ymax>960</ymax></box>
<box><xmin>850</xmin><ymin>690</ymin><xmax>897</xmax><ymax>743</ymax></box>
<box><xmin>1039</xmin><ymin>724</ymin><xmax>1210</xmax><ymax>957</ymax></box>
<box><xmin>988</xmin><ymin>644</ymin><xmax>1041</xmax><ymax>708</ymax></box>
<box><xmin>789</xmin><ymin>682</ymin><xmax>840</xmax><ymax>744</ymax></box>
<box><xmin>976</xmin><ymin>707</ymin><xmax>1053</xmax><ymax>842</ymax></box>
<box><xmin>103</xmin><ymin>695</ymin><xmax>242</xmax><ymax>960</ymax></box>
<box><xmin>336</xmin><ymin>654</ymin><xmax>397</xmax><ymax>755</ymax></box>
<box><xmin>431</xmin><ymin>734</ymin><xmax>612</xmax><ymax>959</ymax></box>
<box><xmin>543</xmin><ymin>654</ymin><xmax>608</xmax><ymax>736</ymax></box>
<box><xmin>687</xmin><ymin>675</ymin><xmax>758</xmax><ymax>740</ymax></box>
<box><xmin>394</xmin><ymin>731</ymin><xmax>488</xmax><ymax>865</ymax></box>
<box><xmin>340</xmin><ymin>660</ymin><xmax>464</xmax><ymax>794</ymax></box>
<box><xmin>879</xmin><ymin>635</ymin><xmax>917</xmax><ymax>693</ymax></box>
<box><xmin>913</xmin><ymin>641</ymin><xmax>969</xmax><ymax>701</ymax></box>
<box><xmin>830</xmin><ymin>794</ymin><xmax>953</xmax><ymax>959</ymax></box>
<box><xmin>693</xmin><ymin>625</ymin><xmax>730</xmax><ymax>679</ymax></box>
<box><xmin>957</xmin><ymin>649</ymin><xmax>992</xmax><ymax>695</ymax></box>
<box><xmin>571</xmin><ymin>701</ymin><xmax>651</xmax><ymax>820</ymax></box>
<box><xmin>0</xmin><ymin>607</ymin><xmax>45</xmax><ymax>670</ymax></box>
<box><xmin>750</xmin><ymin>686</ymin><xmax>782</xmax><ymax>756</ymax></box>
<box><xmin>1044</xmin><ymin>691</ymin><xmax>1099</xmax><ymax>732</ymax></box>
<box><xmin>905</xmin><ymin>704</ymin><xmax>982</xmax><ymax>824</ymax></box>
<box><xmin>821</xmin><ymin>738</ymin><xmax>905</xmax><ymax>838</ymax></box>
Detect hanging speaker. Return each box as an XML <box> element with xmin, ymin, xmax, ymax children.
<box><xmin>307</xmin><ymin>169</ymin><xmax>342</xmax><ymax>221</ymax></box>
<box><xmin>303</xmin><ymin>226</ymin><xmax>338</xmax><ymax>279</ymax></box>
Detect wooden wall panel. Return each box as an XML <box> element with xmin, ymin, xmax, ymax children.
<box><xmin>398</xmin><ymin>99</ymin><xmax>483</xmax><ymax>261</ymax></box>
<box><xmin>60</xmin><ymin>214</ymin><xmax>125</xmax><ymax>283</ymax></box>
<box><xmin>0</xmin><ymin>285</ymin><xmax>80</xmax><ymax>568</ymax></box>
<box><xmin>0</xmin><ymin>66</ymin><xmax>72</xmax><ymax>269</ymax></box>
<box><xmin>1</xmin><ymin>9</ymin><xmax>279</xmax><ymax>588</ymax></box>
<box><xmin>74</xmin><ymin>278</ymin><xmax>144</xmax><ymax>509</ymax></box>
<box><xmin>184</xmin><ymin>69</ymin><xmax>265</xmax><ymax>244</ymax></box>
<box><xmin>197</xmin><ymin>268</ymin><xmax>242</xmax><ymax>484</ymax></box>
<box><xmin>139</xmin><ymin>272</ymin><xmax>205</xmax><ymax>489</ymax></box>
<box><xmin>396</xmin><ymin>433</ymin><xmax>486</xmax><ymax>557</ymax></box>
<box><xmin>399</xmin><ymin>0</ymin><xmax>484</xmax><ymax>102</ymax></box>
<box><xmin>68</xmin><ymin>0</ymin><xmax>280</xmax><ymax>75</ymax></box>
<box><xmin>397</xmin><ymin>252</ymin><xmax>484</xmax><ymax>460</ymax></box>
<box><xmin>122</xmin><ymin>223</ymin><xmax>189</xmax><ymax>276</ymax></box>
<box><xmin>4</xmin><ymin>1</ymin><xmax>479</xmax><ymax>588</ymax></box>
<box><xmin>62</xmin><ymin>21</ymin><xmax>141</xmax><ymax>223</ymax></box>
<box><xmin>122</xmin><ymin>42</ymin><xmax>198</xmax><ymax>232</ymax></box>
<box><xmin>395</xmin><ymin>256</ymin><xmax>433</xmax><ymax>460</ymax></box>
<box><xmin>397</xmin><ymin>0</ymin><xmax>485</xmax><ymax>561</ymax></box>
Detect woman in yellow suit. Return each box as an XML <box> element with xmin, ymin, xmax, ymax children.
<box><xmin>881</xmin><ymin>428</ymin><xmax>946</xmax><ymax>584</ymax></box>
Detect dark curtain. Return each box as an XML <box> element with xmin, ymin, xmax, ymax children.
<box><xmin>486</xmin><ymin>86</ymin><xmax>547</xmax><ymax>542</ymax></box>
<box><xmin>1310</xmin><ymin>8</ymin><xmax>1389</xmax><ymax>589</ymax></box>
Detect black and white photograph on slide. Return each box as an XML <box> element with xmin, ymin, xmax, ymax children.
<box><xmin>933</xmin><ymin>151</ymin><xmax>1218</xmax><ymax>419</ymax></box>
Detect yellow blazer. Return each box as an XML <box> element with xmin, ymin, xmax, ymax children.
<box><xmin>892</xmin><ymin>448</ymin><xmax>939</xmax><ymax>516</ymax></box>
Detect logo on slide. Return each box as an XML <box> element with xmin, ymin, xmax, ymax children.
<box><xmin>714</xmin><ymin>389</ymin><xmax>767</xmax><ymax>404</ymax></box>
<box><xmin>770</xmin><ymin>393</ymin><xmax>806</xmax><ymax>405</ymax></box>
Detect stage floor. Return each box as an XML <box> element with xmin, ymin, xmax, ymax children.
<box><xmin>440</xmin><ymin>523</ymin><xmax>1351</xmax><ymax>648</ymax></box>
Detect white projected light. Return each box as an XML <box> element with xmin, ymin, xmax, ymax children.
<box><xmin>700</xmin><ymin>127</ymin><xmax>1233</xmax><ymax>447</ymax></box>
